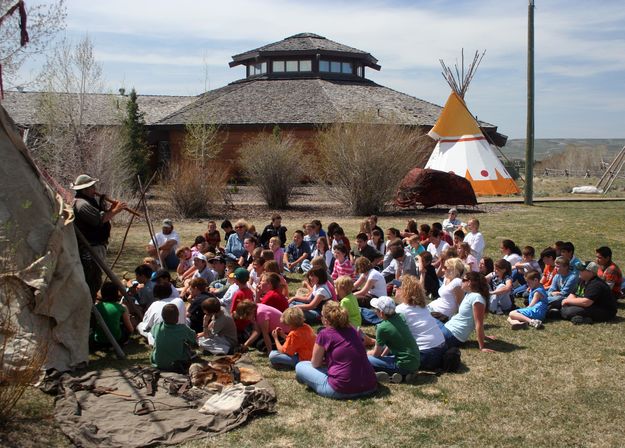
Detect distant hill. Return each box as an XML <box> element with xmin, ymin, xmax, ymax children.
<box><xmin>504</xmin><ymin>139</ymin><xmax>625</xmax><ymax>162</ymax></box>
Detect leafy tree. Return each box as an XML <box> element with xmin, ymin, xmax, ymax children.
<box><xmin>121</xmin><ymin>88</ymin><xmax>149</xmax><ymax>188</ymax></box>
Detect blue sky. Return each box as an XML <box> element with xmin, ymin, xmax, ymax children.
<box><xmin>13</xmin><ymin>0</ymin><xmax>625</xmax><ymax>139</ymax></box>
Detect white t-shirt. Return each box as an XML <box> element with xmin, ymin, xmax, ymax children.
<box><xmin>428</xmin><ymin>277</ymin><xmax>463</xmax><ymax>317</ymax></box>
<box><xmin>220</xmin><ymin>283</ymin><xmax>239</xmax><ymax>313</ymax></box>
<box><xmin>368</xmin><ymin>239</ymin><xmax>386</xmax><ymax>254</ymax></box>
<box><xmin>504</xmin><ymin>253</ymin><xmax>522</xmax><ymax>267</ymax></box>
<box><xmin>396</xmin><ymin>303</ymin><xmax>446</xmax><ymax>350</ymax></box>
<box><xmin>358</xmin><ymin>269</ymin><xmax>387</xmax><ymax>298</ymax></box>
<box><xmin>427</xmin><ymin>240</ymin><xmax>450</xmax><ymax>260</ymax></box>
<box><xmin>147</xmin><ymin>230</ymin><xmax>180</xmax><ymax>252</ymax></box>
<box><xmin>464</xmin><ymin>232</ymin><xmax>485</xmax><ymax>260</ymax></box>
<box><xmin>138</xmin><ymin>297</ymin><xmax>187</xmax><ymax>345</ymax></box>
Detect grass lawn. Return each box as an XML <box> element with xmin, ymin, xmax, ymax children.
<box><xmin>4</xmin><ymin>201</ymin><xmax>625</xmax><ymax>447</ymax></box>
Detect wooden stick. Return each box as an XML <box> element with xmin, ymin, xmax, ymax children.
<box><xmin>109</xmin><ymin>171</ymin><xmax>157</xmax><ymax>271</ymax></box>
<box><xmin>137</xmin><ymin>175</ymin><xmax>164</xmax><ymax>268</ymax></box>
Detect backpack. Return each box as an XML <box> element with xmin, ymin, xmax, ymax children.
<box><xmin>442</xmin><ymin>347</ymin><xmax>461</xmax><ymax>373</ymax></box>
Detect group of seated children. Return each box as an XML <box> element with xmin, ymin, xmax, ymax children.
<box><xmin>90</xmin><ymin>210</ymin><xmax>623</xmax><ymax>398</ymax></box>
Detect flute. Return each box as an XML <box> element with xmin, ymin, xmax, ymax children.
<box><xmin>95</xmin><ymin>193</ymin><xmax>141</xmax><ymax>217</ymax></box>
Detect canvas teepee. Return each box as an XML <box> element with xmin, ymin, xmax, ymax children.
<box><xmin>425</xmin><ymin>51</ymin><xmax>519</xmax><ymax>196</ymax></box>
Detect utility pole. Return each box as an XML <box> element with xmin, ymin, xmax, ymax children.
<box><xmin>525</xmin><ymin>0</ymin><xmax>535</xmax><ymax>205</ymax></box>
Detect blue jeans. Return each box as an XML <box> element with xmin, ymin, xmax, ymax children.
<box><xmin>436</xmin><ymin>319</ymin><xmax>462</xmax><ymax>348</ymax></box>
<box><xmin>419</xmin><ymin>342</ymin><xmax>447</xmax><ymax>371</ymax></box>
<box><xmin>367</xmin><ymin>355</ymin><xmax>414</xmax><ymax>375</ymax></box>
<box><xmin>164</xmin><ymin>251</ymin><xmax>179</xmax><ymax>270</ymax></box>
<box><xmin>360</xmin><ymin>307</ymin><xmax>383</xmax><ymax>325</ymax></box>
<box><xmin>289</xmin><ymin>302</ymin><xmax>321</xmax><ymax>324</ymax></box>
<box><xmin>295</xmin><ymin>361</ymin><xmax>377</xmax><ymax>400</ymax></box>
<box><xmin>269</xmin><ymin>350</ymin><xmax>299</xmax><ymax>368</ymax></box>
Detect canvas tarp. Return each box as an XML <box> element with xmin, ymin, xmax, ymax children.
<box><xmin>54</xmin><ymin>357</ymin><xmax>276</xmax><ymax>447</ymax></box>
<box><xmin>0</xmin><ymin>105</ymin><xmax>91</xmax><ymax>372</ymax></box>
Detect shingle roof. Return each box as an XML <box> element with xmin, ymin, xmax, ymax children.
<box><xmin>156</xmin><ymin>78</ymin><xmax>496</xmax><ymax>130</ymax></box>
<box><xmin>230</xmin><ymin>33</ymin><xmax>380</xmax><ymax>69</ymax></box>
<box><xmin>1</xmin><ymin>91</ymin><xmax>195</xmax><ymax>126</ymax></box>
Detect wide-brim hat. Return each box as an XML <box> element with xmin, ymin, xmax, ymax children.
<box><xmin>71</xmin><ymin>174</ymin><xmax>99</xmax><ymax>190</ymax></box>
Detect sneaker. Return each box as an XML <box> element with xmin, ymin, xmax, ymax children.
<box><xmin>404</xmin><ymin>373</ymin><xmax>417</xmax><ymax>383</ymax></box>
<box><xmin>376</xmin><ymin>371</ymin><xmax>390</xmax><ymax>383</ymax></box>
<box><xmin>571</xmin><ymin>315</ymin><xmax>593</xmax><ymax>325</ymax></box>
<box><xmin>528</xmin><ymin>319</ymin><xmax>543</xmax><ymax>329</ymax></box>
<box><xmin>390</xmin><ymin>373</ymin><xmax>403</xmax><ymax>384</ymax></box>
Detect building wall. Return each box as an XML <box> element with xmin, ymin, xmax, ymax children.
<box><xmin>167</xmin><ymin>125</ymin><xmax>320</xmax><ymax>177</ymax></box>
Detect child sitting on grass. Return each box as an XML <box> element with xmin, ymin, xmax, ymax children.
<box><xmin>417</xmin><ymin>251</ymin><xmax>440</xmax><ymax>299</ymax></box>
<box><xmin>197</xmin><ymin>297</ymin><xmax>238</xmax><ymax>355</ymax></box>
<box><xmin>151</xmin><ymin>304</ymin><xmax>196</xmax><ymax>372</ymax></box>
<box><xmin>236</xmin><ymin>301</ymin><xmax>290</xmax><ymax>354</ymax></box>
<box><xmin>507</xmin><ymin>271</ymin><xmax>548</xmax><ymax>329</ymax></box>
<box><xmin>269</xmin><ymin>307</ymin><xmax>316</xmax><ymax>368</ymax></box>
<box><xmin>259</xmin><ymin>272</ymin><xmax>289</xmax><ymax>312</ymax></box>
<box><xmin>335</xmin><ymin>275</ymin><xmax>362</xmax><ymax>328</ymax></box>
<box><xmin>91</xmin><ymin>281</ymin><xmax>134</xmax><ymax>349</ymax></box>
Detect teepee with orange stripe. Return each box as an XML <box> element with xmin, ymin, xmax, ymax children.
<box><xmin>425</xmin><ymin>51</ymin><xmax>519</xmax><ymax>196</ymax></box>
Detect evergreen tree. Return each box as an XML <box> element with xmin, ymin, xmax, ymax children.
<box><xmin>121</xmin><ymin>88</ymin><xmax>149</xmax><ymax>189</ymax></box>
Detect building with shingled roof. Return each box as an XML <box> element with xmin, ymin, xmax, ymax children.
<box><xmin>155</xmin><ymin>32</ymin><xmax>507</xmax><ymax>171</ymax></box>
<box><xmin>1</xmin><ymin>33</ymin><xmax>507</xmax><ymax>173</ymax></box>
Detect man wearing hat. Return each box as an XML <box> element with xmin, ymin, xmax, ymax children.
<box><xmin>146</xmin><ymin>218</ymin><xmax>180</xmax><ymax>270</ymax></box>
<box><xmin>367</xmin><ymin>296</ymin><xmax>420</xmax><ymax>383</ymax></box>
<box><xmin>71</xmin><ymin>174</ymin><xmax>127</xmax><ymax>299</ymax></box>
<box><xmin>561</xmin><ymin>261</ymin><xmax>616</xmax><ymax>324</ymax></box>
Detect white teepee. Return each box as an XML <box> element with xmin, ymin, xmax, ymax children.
<box><xmin>425</xmin><ymin>51</ymin><xmax>519</xmax><ymax>196</ymax></box>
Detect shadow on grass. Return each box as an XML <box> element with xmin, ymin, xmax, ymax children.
<box><xmin>600</xmin><ymin>315</ymin><xmax>625</xmax><ymax>324</ymax></box>
<box><xmin>462</xmin><ymin>339</ymin><xmax>526</xmax><ymax>353</ymax></box>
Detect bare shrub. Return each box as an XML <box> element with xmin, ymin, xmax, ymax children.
<box><xmin>30</xmin><ymin>35</ymin><xmax>135</xmax><ymax>198</ymax></box>
<box><xmin>162</xmin><ymin>159</ymin><xmax>228</xmax><ymax>218</ymax></box>
<box><xmin>239</xmin><ymin>131</ymin><xmax>307</xmax><ymax>208</ymax></box>
<box><xmin>316</xmin><ymin>112</ymin><xmax>430</xmax><ymax>215</ymax></box>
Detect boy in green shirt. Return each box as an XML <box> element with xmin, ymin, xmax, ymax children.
<box><xmin>150</xmin><ymin>304</ymin><xmax>196</xmax><ymax>372</ymax></box>
<box><xmin>366</xmin><ymin>296</ymin><xmax>420</xmax><ymax>383</ymax></box>
<box><xmin>91</xmin><ymin>282</ymin><xmax>134</xmax><ymax>348</ymax></box>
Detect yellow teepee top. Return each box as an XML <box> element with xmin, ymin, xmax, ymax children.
<box><xmin>428</xmin><ymin>92</ymin><xmax>482</xmax><ymax>140</ymax></box>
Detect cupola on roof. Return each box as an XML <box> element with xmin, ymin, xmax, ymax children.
<box><xmin>230</xmin><ymin>33</ymin><xmax>381</xmax><ymax>71</ymax></box>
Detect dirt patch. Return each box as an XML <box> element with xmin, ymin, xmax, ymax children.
<box><xmin>143</xmin><ymin>185</ymin><xmax>514</xmax><ymax>222</ymax></box>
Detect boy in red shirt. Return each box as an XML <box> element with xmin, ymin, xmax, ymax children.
<box><xmin>229</xmin><ymin>267</ymin><xmax>253</xmax><ymax>342</ymax></box>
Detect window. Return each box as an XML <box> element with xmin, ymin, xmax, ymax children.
<box><xmin>356</xmin><ymin>65</ymin><xmax>363</xmax><ymax>77</ymax></box>
<box><xmin>320</xmin><ymin>59</ymin><xmax>355</xmax><ymax>75</ymax></box>
<box><xmin>273</xmin><ymin>60</ymin><xmax>285</xmax><ymax>72</ymax></box>
<box><xmin>281</xmin><ymin>60</ymin><xmax>312</xmax><ymax>72</ymax></box>
<box><xmin>249</xmin><ymin>62</ymin><xmax>267</xmax><ymax>76</ymax></box>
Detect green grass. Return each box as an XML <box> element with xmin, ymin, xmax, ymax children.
<box><xmin>5</xmin><ymin>201</ymin><xmax>625</xmax><ymax>447</ymax></box>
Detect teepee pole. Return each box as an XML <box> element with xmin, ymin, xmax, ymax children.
<box><xmin>524</xmin><ymin>0</ymin><xmax>536</xmax><ymax>205</ymax></box>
